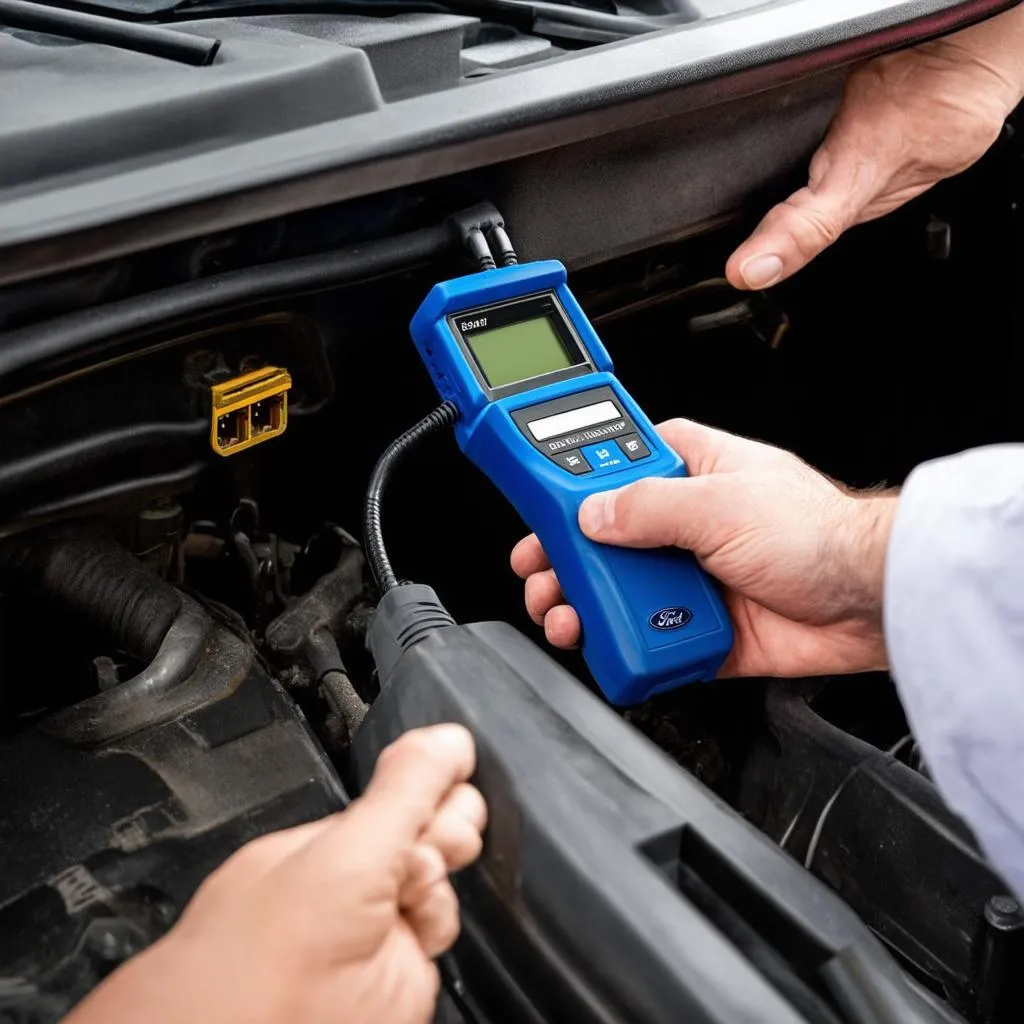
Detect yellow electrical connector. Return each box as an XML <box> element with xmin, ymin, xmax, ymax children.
<box><xmin>210</xmin><ymin>367</ymin><xmax>292</xmax><ymax>457</ymax></box>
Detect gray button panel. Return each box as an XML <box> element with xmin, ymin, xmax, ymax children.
<box><xmin>618</xmin><ymin>433</ymin><xmax>651</xmax><ymax>461</ymax></box>
<box><xmin>550</xmin><ymin>448</ymin><xmax>592</xmax><ymax>475</ymax></box>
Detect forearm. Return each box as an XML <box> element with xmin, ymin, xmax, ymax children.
<box><xmin>884</xmin><ymin>444</ymin><xmax>1024</xmax><ymax>897</ymax></box>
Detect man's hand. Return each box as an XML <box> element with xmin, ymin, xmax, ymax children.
<box><xmin>512</xmin><ymin>420</ymin><xmax>896</xmax><ymax>678</ymax></box>
<box><xmin>726</xmin><ymin>8</ymin><xmax>1024</xmax><ymax>290</ymax></box>
<box><xmin>66</xmin><ymin>724</ymin><xmax>486</xmax><ymax>1024</ymax></box>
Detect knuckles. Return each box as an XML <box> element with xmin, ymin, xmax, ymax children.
<box><xmin>786</xmin><ymin>197</ymin><xmax>848</xmax><ymax>253</ymax></box>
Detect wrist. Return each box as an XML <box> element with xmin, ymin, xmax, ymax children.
<box><xmin>63</xmin><ymin>943</ymin><xmax>171</xmax><ymax>1024</ymax></box>
<box><xmin>836</xmin><ymin>493</ymin><xmax>897</xmax><ymax>624</ymax></box>
<box><xmin>942</xmin><ymin>6</ymin><xmax>1024</xmax><ymax>108</ymax></box>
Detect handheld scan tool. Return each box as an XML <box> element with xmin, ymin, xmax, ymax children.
<box><xmin>410</xmin><ymin>260</ymin><xmax>733</xmax><ymax>705</ymax></box>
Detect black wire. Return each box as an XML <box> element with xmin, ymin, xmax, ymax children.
<box><xmin>0</xmin><ymin>223</ymin><xmax>453</xmax><ymax>395</ymax></box>
<box><xmin>160</xmin><ymin>0</ymin><xmax>538</xmax><ymax>32</ymax></box>
<box><xmin>466</xmin><ymin>229</ymin><xmax>496</xmax><ymax>271</ymax></box>
<box><xmin>1</xmin><ymin>204</ymin><xmax>520</xmax><ymax>392</ymax></box>
<box><xmin>488</xmin><ymin>224</ymin><xmax>518</xmax><ymax>266</ymax></box>
<box><xmin>55</xmin><ymin>0</ymin><xmax>625</xmax><ymax>33</ymax></box>
<box><xmin>447</xmin><ymin>205</ymin><xmax>510</xmax><ymax>271</ymax></box>
<box><xmin>364</xmin><ymin>402</ymin><xmax>459</xmax><ymax>594</ymax></box>
<box><xmin>0</xmin><ymin>0</ymin><xmax>219</xmax><ymax>64</ymax></box>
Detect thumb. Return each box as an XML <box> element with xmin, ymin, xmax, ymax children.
<box><xmin>579</xmin><ymin>475</ymin><xmax>725</xmax><ymax>554</ymax></box>
<box><xmin>725</xmin><ymin>138</ymin><xmax>879</xmax><ymax>290</ymax></box>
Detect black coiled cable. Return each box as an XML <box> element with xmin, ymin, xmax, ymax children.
<box><xmin>364</xmin><ymin>401</ymin><xmax>459</xmax><ymax>594</ymax></box>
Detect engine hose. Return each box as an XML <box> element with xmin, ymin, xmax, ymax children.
<box><xmin>363</xmin><ymin>402</ymin><xmax>458</xmax><ymax>594</ymax></box>
<box><xmin>0</xmin><ymin>221</ymin><xmax>454</xmax><ymax>394</ymax></box>
<box><xmin>0</xmin><ymin>203</ymin><xmax>514</xmax><ymax>395</ymax></box>
<box><xmin>0</xmin><ymin>530</ymin><xmax>182</xmax><ymax>662</ymax></box>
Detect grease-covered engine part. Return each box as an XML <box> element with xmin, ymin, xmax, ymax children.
<box><xmin>0</xmin><ymin>528</ymin><xmax>349</xmax><ymax>1020</ymax></box>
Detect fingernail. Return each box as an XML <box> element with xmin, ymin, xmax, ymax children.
<box><xmin>427</xmin><ymin>723</ymin><xmax>472</xmax><ymax>753</ymax></box>
<box><xmin>740</xmin><ymin>254</ymin><xmax>784</xmax><ymax>289</ymax></box>
<box><xmin>579</xmin><ymin>492</ymin><xmax>614</xmax><ymax>536</ymax></box>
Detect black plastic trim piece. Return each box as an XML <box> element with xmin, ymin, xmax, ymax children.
<box><xmin>354</xmin><ymin>621</ymin><xmax>956</xmax><ymax>1024</ymax></box>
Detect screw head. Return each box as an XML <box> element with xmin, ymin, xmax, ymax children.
<box><xmin>986</xmin><ymin>894</ymin><xmax>1024</xmax><ymax>931</ymax></box>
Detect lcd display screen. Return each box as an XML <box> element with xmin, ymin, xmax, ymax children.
<box><xmin>464</xmin><ymin>315</ymin><xmax>575</xmax><ymax>389</ymax></box>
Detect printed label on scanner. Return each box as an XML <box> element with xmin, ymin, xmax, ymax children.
<box><xmin>527</xmin><ymin>401</ymin><xmax>621</xmax><ymax>442</ymax></box>
<box><xmin>546</xmin><ymin>420</ymin><xmax>627</xmax><ymax>451</ymax></box>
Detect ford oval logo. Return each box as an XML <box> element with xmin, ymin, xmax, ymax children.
<box><xmin>648</xmin><ymin>607</ymin><xmax>693</xmax><ymax>632</ymax></box>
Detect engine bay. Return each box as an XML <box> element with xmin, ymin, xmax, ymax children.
<box><xmin>0</xmin><ymin>54</ymin><xmax>1021</xmax><ymax>1020</ymax></box>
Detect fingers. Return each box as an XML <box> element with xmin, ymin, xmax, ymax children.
<box><xmin>525</xmin><ymin>582</ymin><xmax>580</xmax><ymax>648</ymax></box>
<box><xmin>514</xmin><ymin>417</ymin><xmax>753</xmax><ymax>644</ymax></box>
<box><xmin>544</xmin><ymin>604</ymin><xmax>581</xmax><ymax>649</ymax></box>
<box><xmin>654</xmin><ymin>417</ymin><xmax>758</xmax><ymax>476</ymax></box>
<box><xmin>519</xmin><ymin>561</ymin><xmax>580</xmax><ymax>648</ymax></box>
<box><xmin>404</xmin><ymin>878</ymin><xmax>461</xmax><ymax>959</ymax></box>
<box><xmin>524</xmin><ymin>568</ymin><xmax>562</xmax><ymax>625</ymax></box>
<box><xmin>726</xmin><ymin>97</ymin><xmax>882</xmax><ymax>290</ymax></box>
<box><xmin>513</xmin><ymin>419</ymin><xmax>741</xmax><ymax>642</ymax></box>
<box><xmin>510</xmin><ymin>534</ymin><xmax>549</xmax><ymax>578</ymax></box>
<box><xmin>346</xmin><ymin>725</ymin><xmax>477</xmax><ymax>854</ymax></box>
<box><xmin>421</xmin><ymin>783</ymin><xmax>487</xmax><ymax>874</ymax></box>
<box><xmin>579</xmin><ymin>475</ymin><xmax>724</xmax><ymax>553</ymax></box>
<box><xmin>725</xmin><ymin>177</ymin><xmax>861</xmax><ymax>290</ymax></box>
<box><xmin>398</xmin><ymin>783</ymin><xmax>486</xmax><ymax>959</ymax></box>
<box><xmin>398</xmin><ymin>843</ymin><xmax>449</xmax><ymax>910</ymax></box>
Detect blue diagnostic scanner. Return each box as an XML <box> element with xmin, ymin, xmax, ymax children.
<box><xmin>410</xmin><ymin>260</ymin><xmax>733</xmax><ymax>705</ymax></box>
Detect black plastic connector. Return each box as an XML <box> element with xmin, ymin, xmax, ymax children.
<box><xmin>447</xmin><ymin>204</ymin><xmax>517</xmax><ymax>271</ymax></box>
<box><xmin>367</xmin><ymin>583</ymin><xmax>455</xmax><ymax>685</ymax></box>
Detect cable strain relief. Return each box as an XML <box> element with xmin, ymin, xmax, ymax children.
<box><xmin>467</xmin><ymin>229</ymin><xmax>496</xmax><ymax>271</ymax></box>
<box><xmin>447</xmin><ymin>204</ymin><xmax>508</xmax><ymax>269</ymax></box>
<box><xmin>367</xmin><ymin>583</ymin><xmax>455</xmax><ymax>685</ymax></box>
<box><xmin>488</xmin><ymin>224</ymin><xmax>518</xmax><ymax>266</ymax></box>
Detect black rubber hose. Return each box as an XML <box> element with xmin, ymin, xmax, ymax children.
<box><xmin>364</xmin><ymin>402</ymin><xmax>458</xmax><ymax>594</ymax></box>
<box><xmin>0</xmin><ymin>531</ymin><xmax>182</xmax><ymax>662</ymax></box>
<box><xmin>0</xmin><ymin>0</ymin><xmax>220</xmax><ymax>66</ymax></box>
<box><xmin>0</xmin><ymin>223</ymin><xmax>452</xmax><ymax>393</ymax></box>
<box><xmin>0</xmin><ymin>422</ymin><xmax>206</xmax><ymax>499</ymax></box>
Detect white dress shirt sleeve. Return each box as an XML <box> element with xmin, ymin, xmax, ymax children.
<box><xmin>885</xmin><ymin>444</ymin><xmax>1024</xmax><ymax>897</ymax></box>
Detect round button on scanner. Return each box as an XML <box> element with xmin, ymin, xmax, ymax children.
<box><xmin>550</xmin><ymin>448</ymin><xmax>592</xmax><ymax>475</ymax></box>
